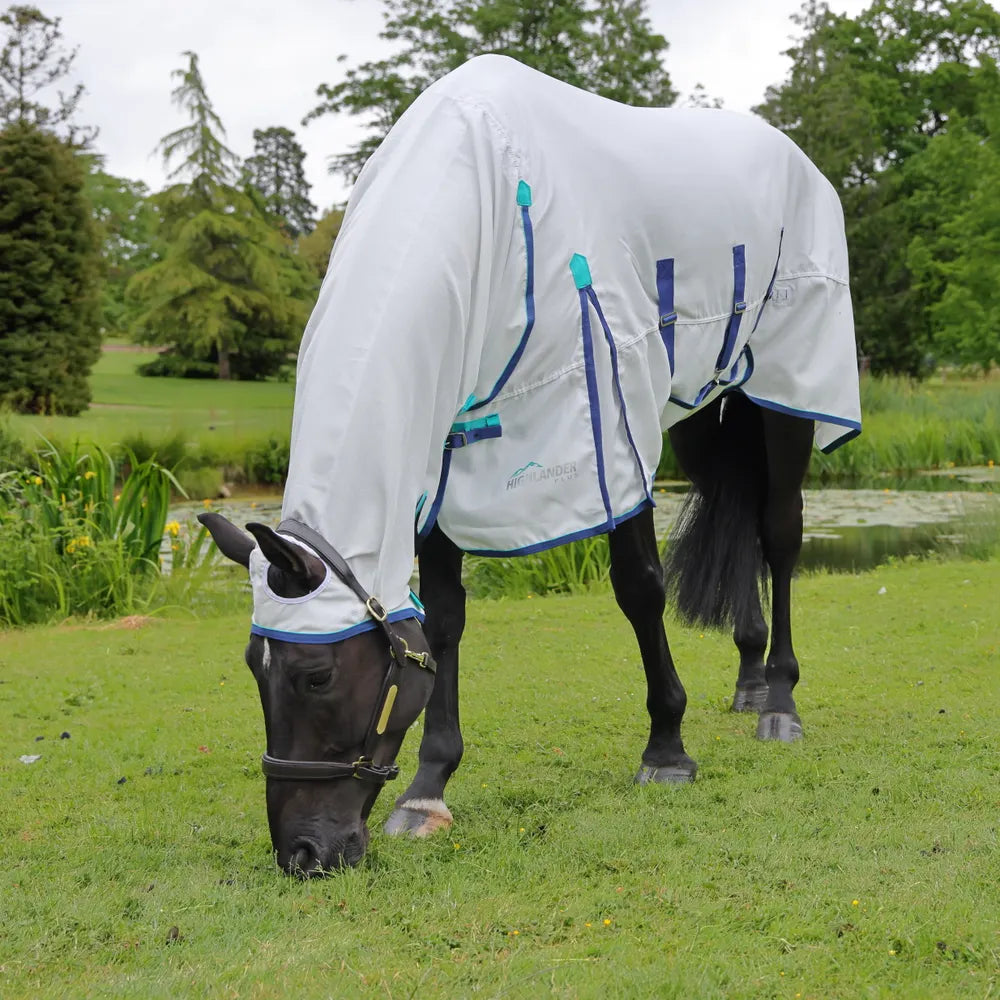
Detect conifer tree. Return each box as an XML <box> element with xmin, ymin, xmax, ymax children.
<box><xmin>243</xmin><ymin>126</ymin><xmax>316</xmax><ymax>238</ymax></box>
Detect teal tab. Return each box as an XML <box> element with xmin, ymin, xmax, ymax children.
<box><xmin>459</xmin><ymin>393</ymin><xmax>477</xmax><ymax>413</ymax></box>
<box><xmin>450</xmin><ymin>414</ymin><xmax>500</xmax><ymax>434</ymax></box>
<box><xmin>516</xmin><ymin>180</ymin><xmax>532</xmax><ymax>207</ymax></box>
<box><xmin>569</xmin><ymin>253</ymin><xmax>592</xmax><ymax>289</ymax></box>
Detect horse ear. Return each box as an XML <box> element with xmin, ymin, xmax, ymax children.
<box><xmin>245</xmin><ymin>522</ymin><xmax>327</xmax><ymax>596</ymax></box>
<box><xmin>197</xmin><ymin>512</ymin><xmax>254</xmax><ymax>568</ymax></box>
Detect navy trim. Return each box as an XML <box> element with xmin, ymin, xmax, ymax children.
<box><xmin>468</xmin><ymin>187</ymin><xmax>535</xmax><ymax>410</ymax></box>
<box><xmin>250</xmin><ymin>607</ymin><xmax>425</xmax><ymax>645</ymax></box>
<box><xmin>741</xmin><ymin>392</ymin><xmax>862</xmax><ymax>431</ymax></box>
<box><xmin>751</xmin><ymin>229</ymin><xmax>784</xmax><ymax>335</ymax></box>
<box><xmin>464</xmin><ymin>497</ymin><xmax>653</xmax><ymax>558</ymax></box>
<box><xmin>655</xmin><ymin>257</ymin><xmax>676</xmax><ymax>374</ymax></box>
<box><xmin>578</xmin><ymin>286</ymin><xmax>614</xmax><ymax>530</ymax></box>
<box><xmin>586</xmin><ymin>286</ymin><xmax>653</xmax><ymax>505</ymax></box>
<box><xmin>417</xmin><ymin>447</ymin><xmax>452</xmax><ymax>541</ymax></box>
<box><xmin>716</xmin><ymin>244</ymin><xmax>747</xmax><ymax>372</ymax></box>
<box><xmin>821</xmin><ymin>427</ymin><xmax>862</xmax><ymax>453</ymax></box>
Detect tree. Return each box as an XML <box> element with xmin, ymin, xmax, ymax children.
<box><xmin>0</xmin><ymin>3</ymin><xmax>94</xmax><ymax>145</ymax></box>
<box><xmin>0</xmin><ymin>122</ymin><xmax>101</xmax><ymax>413</ymax></box>
<box><xmin>755</xmin><ymin>0</ymin><xmax>1000</xmax><ymax>375</ymax></box>
<box><xmin>83</xmin><ymin>165</ymin><xmax>162</xmax><ymax>337</ymax></box>
<box><xmin>243</xmin><ymin>126</ymin><xmax>316</xmax><ymax>238</ymax></box>
<box><xmin>296</xmin><ymin>205</ymin><xmax>344</xmax><ymax>279</ymax></box>
<box><xmin>306</xmin><ymin>0</ymin><xmax>676</xmax><ymax>181</ymax></box>
<box><xmin>127</xmin><ymin>52</ymin><xmax>316</xmax><ymax>380</ymax></box>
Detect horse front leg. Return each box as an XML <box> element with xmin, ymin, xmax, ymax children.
<box><xmin>756</xmin><ymin>408</ymin><xmax>814</xmax><ymax>742</ymax></box>
<box><xmin>609</xmin><ymin>508</ymin><xmax>697</xmax><ymax>784</ymax></box>
<box><xmin>384</xmin><ymin>525</ymin><xmax>465</xmax><ymax>837</ymax></box>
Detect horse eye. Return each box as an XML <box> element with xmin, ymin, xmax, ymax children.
<box><xmin>306</xmin><ymin>671</ymin><xmax>333</xmax><ymax>691</ymax></box>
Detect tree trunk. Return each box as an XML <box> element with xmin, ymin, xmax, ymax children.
<box><xmin>218</xmin><ymin>346</ymin><xmax>231</xmax><ymax>380</ymax></box>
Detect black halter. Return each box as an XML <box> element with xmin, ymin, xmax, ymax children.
<box><xmin>260</xmin><ymin>519</ymin><xmax>436</xmax><ymax>786</ymax></box>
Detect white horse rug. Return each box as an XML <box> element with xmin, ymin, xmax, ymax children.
<box><xmin>249</xmin><ymin>55</ymin><xmax>861</xmax><ymax>644</ymax></box>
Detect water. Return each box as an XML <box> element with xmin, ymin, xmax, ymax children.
<box><xmin>173</xmin><ymin>477</ymin><xmax>998</xmax><ymax>576</ymax></box>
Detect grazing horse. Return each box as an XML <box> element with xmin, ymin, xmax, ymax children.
<box><xmin>200</xmin><ymin>56</ymin><xmax>860</xmax><ymax>875</ymax></box>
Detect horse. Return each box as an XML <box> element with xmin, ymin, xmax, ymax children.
<box><xmin>200</xmin><ymin>55</ymin><xmax>860</xmax><ymax>876</ymax></box>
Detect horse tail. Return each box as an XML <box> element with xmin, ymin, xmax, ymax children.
<box><xmin>663</xmin><ymin>393</ymin><xmax>768</xmax><ymax>629</ymax></box>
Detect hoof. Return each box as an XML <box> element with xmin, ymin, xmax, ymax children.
<box><xmin>634</xmin><ymin>758</ymin><xmax>697</xmax><ymax>785</ymax></box>
<box><xmin>384</xmin><ymin>798</ymin><xmax>453</xmax><ymax>838</ymax></box>
<box><xmin>756</xmin><ymin>711</ymin><xmax>803</xmax><ymax>742</ymax></box>
<box><xmin>732</xmin><ymin>683</ymin><xmax>768</xmax><ymax>713</ymax></box>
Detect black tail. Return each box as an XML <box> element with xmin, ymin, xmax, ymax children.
<box><xmin>663</xmin><ymin>393</ymin><xmax>768</xmax><ymax>629</ymax></box>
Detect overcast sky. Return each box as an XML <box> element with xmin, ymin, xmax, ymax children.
<box><xmin>36</xmin><ymin>0</ymin><xmax>880</xmax><ymax>210</ymax></box>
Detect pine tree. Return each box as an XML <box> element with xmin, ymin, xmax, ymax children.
<box><xmin>243</xmin><ymin>126</ymin><xmax>316</xmax><ymax>238</ymax></box>
<box><xmin>0</xmin><ymin>122</ymin><xmax>101</xmax><ymax>413</ymax></box>
<box><xmin>128</xmin><ymin>52</ymin><xmax>316</xmax><ymax>380</ymax></box>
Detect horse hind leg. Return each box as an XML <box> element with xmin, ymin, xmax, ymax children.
<box><xmin>731</xmin><ymin>592</ymin><xmax>769</xmax><ymax>713</ymax></box>
<box><xmin>384</xmin><ymin>526</ymin><xmax>465</xmax><ymax>837</ymax></box>
<box><xmin>609</xmin><ymin>508</ymin><xmax>697</xmax><ymax>785</ymax></box>
<box><xmin>755</xmin><ymin>407</ymin><xmax>814</xmax><ymax>743</ymax></box>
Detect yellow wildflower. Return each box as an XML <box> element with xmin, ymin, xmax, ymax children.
<box><xmin>166</xmin><ymin>521</ymin><xmax>181</xmax><ymax>537</ymax></box>
<box><xmin>603</xmin><ymin>919</ymin><xmax>612</xmax><ymax>926</ymax></box>
<box><xmin>83</xmin><ymin>470</ymin><xmax>96</xmax><ymax>480</ymax></box>
<box><xmin>32</xmin><ymin>475</ymin><xmax>42</xmax><ymax>485</ymax></box>
<box><xmin>852</xmin><ymin>899</ymin><xmax>859</xmax><ymax>907</ymax></box>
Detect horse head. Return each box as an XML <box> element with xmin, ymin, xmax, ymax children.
<box><xmin>198</xmin><ymin>513</ymin><xmax>435</xmax><ymax>876</ymax></box>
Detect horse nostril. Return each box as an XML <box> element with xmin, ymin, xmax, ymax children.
<box><xmin>286</xmin><ymin>841</ymin><xmax>325</xmax><ymax>879</ymax></box>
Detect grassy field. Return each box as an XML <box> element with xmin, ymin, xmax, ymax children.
<box><xmin>2</xmin><ymin>558</ymin><xmax>998</xmax><ymax>999</ymax></box>
<box><xmin>8</xmin><ymin>348</ymin><xmax>293</xmax><ymax>451</ymax></box>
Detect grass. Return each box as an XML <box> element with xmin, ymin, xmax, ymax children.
<box><xmin>2</xmin><ymin>557</ymin><xmax>998</xmax><ymax>998</ymax></box>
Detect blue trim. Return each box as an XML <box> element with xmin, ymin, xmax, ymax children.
<box><xmin>668</xmin><ymin>394</ymin><xmax>700</xmax><ymax>410</ymax></box>
<box><xmin>751</xmin><ymin>228</ymin><xmax>784</xmax><ymax>335</ymax></box>
<box><xmin>414</xmin><ymin>490</ymin><xmax>428</xmax><ymax>522</ymax></box>
<box><xmin>446</xmin><ymin>413</ymin><xmax>502</xmax><ymax>449</ymax></box>
<box><xmin>742</xmin><ymin>392</ymin><xmax>863</xmax><ymax>433</ymax></box>
<box><xmin>715</xmin><ymin>243</ymin><xmax>747</xmax><ymax>373</ymax></box>
<box><xmin>468</xmin><ymin>183</ymin><xmax>535</xmax><ymax>410</ymax></box>
<box><xmin>250</xmin><ymin>607</ymin><xmax>425</xmax><ymax>646</ymax></box>
<box><xmin>578</xmin><ymin>285</ymin><xmax>614</xmax><ymax>530</ymax></box>
<box><xmin>464</xmin><ymin>497</ymin><xmax>653</xmax><ymax>558</ymax></box>
<box><xmin>655</xmin><ymin>258</ymin><xmax>676</xmax><ymax>374</ymax></box>
<box><xmin>418</xmin><ymin>447</ymin><xmax>452</xmax><ymax>541</ymax></box>
<box><xmin>821</xmin><ymin>427</ymin><xmax>862</xmax><ymax>453</ymax></box>
<box><xmin>458</xmin><ymin>393</ymin><xmax>477</xmax><ymax>413</ymax></box>
<box><xmin>586</xmin><ymin>286</ymin><xmax>653</xmax><ymax>506</ymax></box>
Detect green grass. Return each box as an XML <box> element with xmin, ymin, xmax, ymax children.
<box><xmin>8</xmin><ymin>347</ymin><xmax>294</xmax><ymax>454</ymax></box>
<box><xmin>2</xmin><ymin>558</ymin><xmax>998</xmax><ymax>998</ymax></box>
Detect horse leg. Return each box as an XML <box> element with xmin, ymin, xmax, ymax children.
<box><xmin>384</xmin><ymin>525</ymin><xmax>465</xmax><ymax>836</ymax></box>
<box><xmin>755</xmin><ymin>408</ymin><xmax>814</xmax><ymax>742</ymax></box>
<box><xmin>731</xmin><ymin>591</ymin><xmax>769</xmax><ymax>713</ymax></box>
<box><xmin>609</xmin><ymin>508</ymin><xmax>697</xmax><ymax>784</ymax></box>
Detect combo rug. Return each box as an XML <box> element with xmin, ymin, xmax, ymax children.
<box><xmin>201</xmin><ymin>55</ymin><xmax>861</xmax><ymax>875</ymax></box>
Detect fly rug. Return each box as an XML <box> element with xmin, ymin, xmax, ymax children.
<box><xmin>201</xmin><ymin>55</ymin><xmax>861</xmax><ymax>875</ymax></box>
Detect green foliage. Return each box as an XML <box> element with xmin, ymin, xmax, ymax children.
<box><xmin>756</xmin><ymin>0</ymin><xmax>1000</xmax><ymax>375</ymax></box>
<box><xmin>307</xmin><ymin>0</ymin><xmax>676</xmax><ymax>181</ymax></box>
<box><xmin>295</xmin><ymin>204</ymin><xmax>344</xmax><ymax>279</ymax></box>
<box><xmin>0</xmin><ymin>122</ymin><xmax>101</xmax><ymax>414</ymax></box>
<box><xmin>1</xmin><ymin>559</ymin><xmax>998</xmax><ymax>997</ymax></box>
<box><xmin>0</xmin><ymin>440</ymin><xmax>180</xmax><ymax>625</ymax></box>
<box><xmin>83</xmin><ymin>164</ymin><xmax>163</xmax><ymax>337</ymax></box>
<box><xmin>243</xmin><ymin>126</ymin><xmax>316</xmax><ymax>238</ymax></box>
<box><xmin>0</xmin><ymin>3</ymin><xmax>94</xmax><ymax>145</ymax></box>
<box><xmin>128</xmin><ymin>52</ymin><xmax>316</xmax><ymax>380</ymax></box>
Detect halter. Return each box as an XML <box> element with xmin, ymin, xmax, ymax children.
<box><xmin>260</xmin><ymin>519</ymin><xmax>436</xmax><ymax>786</ymax></box>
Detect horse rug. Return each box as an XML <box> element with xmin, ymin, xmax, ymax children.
<box><xmin>248</xmin><ymin>55</ymin><xmax>861</xmax><ymax>644</ymax></box>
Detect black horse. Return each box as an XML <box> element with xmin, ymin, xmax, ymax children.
<box><xmin>201</xmin><ymin>391</ymin><xmax>815</xmax><ymax>875</ymax></box>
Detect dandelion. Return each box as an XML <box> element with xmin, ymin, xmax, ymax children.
<box><xmin>585</xmin><ymin>922</ymin><xmax>592</xmax><ymax>928</ymax></box>
<box><xmin>510</xmin><ymin>929</ymin><xmax>519</xmax><ymax>936</ymax></box>
<box><xmin>852</xmin><ymin>899</ymin><xmax>859</xmax><ymax>907</ymax></box>
<box><xmin>453</xmin><ymin>842</ymin><xmax>461</xmax><ymax>850</ymax></box>
<box><xmin>603</xmin><ymin>918</ymin><xmax>612</xmax><ymax>926</ymax></box>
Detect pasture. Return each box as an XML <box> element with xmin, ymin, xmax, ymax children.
<box><xmin>2</xmin><ymin>557</ymin><xmax>997</xmax><ymax>999</ymax></box>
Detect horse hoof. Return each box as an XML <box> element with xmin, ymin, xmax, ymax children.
<box><xmin>731</xmin><ymin>683</ymin><xmax>768</xmax><ymax>713</ymax></box>
<box><xmin>383</xmin><ymin>798</ymin><xmax>453</xmax><ymax>838</ymax></box>
<box><xmin>756</xmin><ymin>711</ymin><xmax>803</xmax><ymax>742</ymax></box>
<box><xmin>634</xmin><ymin>759</ymin><xmax>697</xmax><ymax>785</ymax></box>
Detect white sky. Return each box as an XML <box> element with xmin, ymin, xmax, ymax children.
<box><xmin>36</xmin><ymin>0</ymin><xmax>879</xmax><ymax>210</ymax></box>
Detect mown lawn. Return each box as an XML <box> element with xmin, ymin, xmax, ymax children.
<box><xmin>8</xmin><ymin>348</ymin><xmax>294</xmax><ymax>449</ymax></box>
<box><xmin>1</xmin><ymin>557</ymin><xmax>997</xmax><ymax>998</ymax></box>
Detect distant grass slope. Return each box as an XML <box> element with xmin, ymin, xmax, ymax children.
<box><xmin>1</xmin><ymin>558</ymin><xmax>997</xmax><ymax>998</ymax></box>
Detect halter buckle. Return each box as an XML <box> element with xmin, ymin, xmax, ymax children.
<box><xmin>365</xmin><ymin>597</ymin><xmax>387</xmax><ymax>622</ymax></box>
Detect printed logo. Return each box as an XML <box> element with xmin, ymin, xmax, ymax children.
<box><xmin>506</xmin><ymin>460</ymin><xmax>578</xmax><ymax>491</ymax></box>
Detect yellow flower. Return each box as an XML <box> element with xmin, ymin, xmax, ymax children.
<box><xmin>171</xmin><ymin>543</ymin><xmax>179</xmax><ymax>551</ymax></box>
<box><xmin>166</xmin><ymin>521</ymin><xmax>181</xmax><ymax>537</ymax></box>
<box><xmin>31</xmin><ymin>475</ymin><xmax>42</xmax><ymax>485</ymax></box>
<box><xmin>202</xmin><ymin>499</ymin><xmax>212</xmax><ymax>508</ymax></box>
<box><xmin>603</xmin><ymin>919</ymin><xmax>612</xmax><ymax>926</ymax></box>
<box><xmin>852</xmin><ymin>899</ymin><xmax>859</xmax><ymax>906</ymax></box>
<box><xmin>83</xmin><ymin>470</ymin><xmax>96</xmax><ymax>480</ymax></box>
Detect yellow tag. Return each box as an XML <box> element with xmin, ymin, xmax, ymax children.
<box><xmin>375</xmin><ymin>685</ymin><xmax>399</xmax><ymax>735</ymax></box>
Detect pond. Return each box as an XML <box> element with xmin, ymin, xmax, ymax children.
<box><xmin>172</xmin><ymin>467</ymin><xmax>998</xmax><ymax>575</ymax></box>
